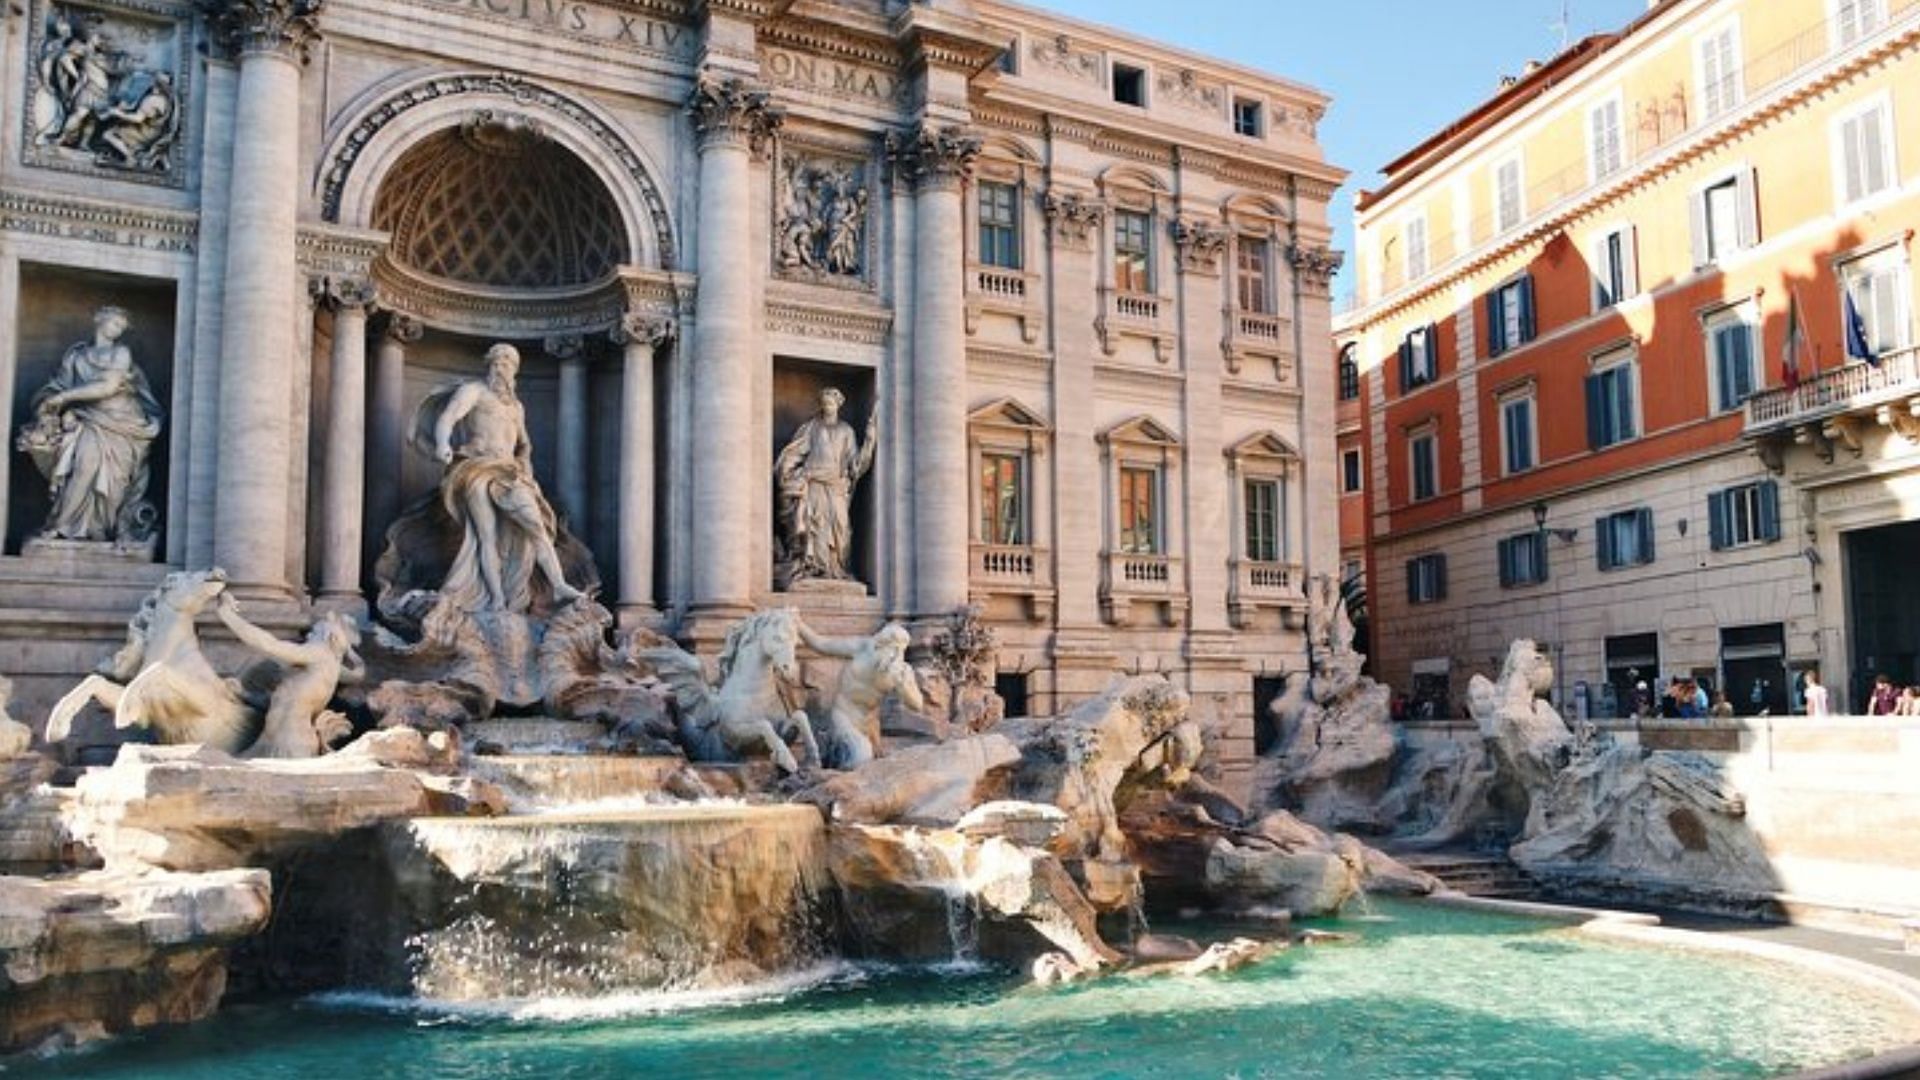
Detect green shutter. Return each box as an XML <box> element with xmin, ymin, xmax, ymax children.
<box><xmin>1708</xmin><ymin>490</ymin><xmax>1730</xmax><ymax>550</ymax></box>
<box><xmin>1488</xmin><ymin>289</ymin><xmax>1507</xmax><ymax>356</ymax></box>
<box><xmin>1758</xmin><ymin>481</ymin><xmax>1782</xmax><ymax>543</ymax></box>
<box><xmin>1596</xmin><ymin>516</ymin><xmax>1613</xmax><ymax>570</ymax></box>
<box><xmin>1637</xmin><ymin>508</ymin><xmax>1655</xmax><ymax>564</ymax></box>
<box><xmin>1585</xmin><ymin>374</ymin><xmax>1604</xmax><ymax>449</ymax></box>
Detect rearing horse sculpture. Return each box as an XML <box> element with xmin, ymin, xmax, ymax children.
<box><xmin>641</xmin><ymin>609</ymin><xmax>820</xmax><ymax>774</ymax></box>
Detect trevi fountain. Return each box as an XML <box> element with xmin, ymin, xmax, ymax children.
<box><xmin>0</xmin><ymin>0</ymin><xmax>1917</xmax><ymax>1075</ymax></box>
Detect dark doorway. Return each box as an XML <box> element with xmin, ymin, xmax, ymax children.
<box><xmin>1721</xmin><ymin>623</ymin><xmax>1787</xmax><ymax>717</ymax></box>
<box><xmin>1603</xmin><ymin>632</ymin><xmax>1660</xmax><ymax>719</ymax></box>
<box><xmin>1847</xmin><ymin>521</ymin><xmax>1920</xmax><ymax>710</ymax></box>
<box><xmin>993</xmin><ymin>671</ymin><xmax>1029</xmax><ymax>720</ymax></box>
<box><xmin>1252</xmin><ymin>676</ymin><xmax>1288</xmax><ymax>754</ymax></box>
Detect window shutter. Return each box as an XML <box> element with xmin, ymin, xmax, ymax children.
<box><xmin>1428</xmin><ymin>322</ymin><xmax>1441</xmax><ymax>378</ymax></box>
<box><xmin>1637</xmin><ymin>508</ymin><xmax>1655</xmax><ymax>564</ymax></box>
<box><xmin>1863</xmin><ymin>107</ymin><xmax>1889</xmax><ymax>196</ymax></box>
<box><xmin>1435</xmin><ymin>556</ymin><xmax>1447</xmax><ymax>601</ymax></box>
<box><xmin>1713</xmin><ymin>331</ymin><xmax>1733</xmax><ymax>411</ymax></box>
<box><xmin>1615</xmin><ymin>367</ymin><xmax>1637</xmax><ymax>440</ymax></box>
<box><xmin>1759</xmin><ymin>480</ymin><xmax>1782</xmax><ymax>543</ymax></box>
<box><xmin>1585</xmin><ymin>374</ymin><xmax>1604</xmax><ymax>449</ymax></box>
<box><xmin>1622</xmin><ymin>226</ymin><xmax>1640</xmax><ymax>297</ymax></box>
<box><xmin>1734</xmin><ymin>167</ymin><xmax>1759</xmax><ymax>249</ymax></box>
<box><xmin>1488</xmin><ymin>289</ymin><xmax>1507</xmax><ymax>356</ymax></box>
<box><xmin>1398</xmin><ymin>339</ymin><xmax>1413</xmax><ymax>393</ymax></box>
<box><xmin>1596</xmin><ymin>517</ymin><xmax>1614</xmax><ymax>570</ymax></box>
<box><xmin>1498</xmin><ymin>539</ymin><xmax>1514</xmax><ymax>588</ymax></box>
<box><xmin>1518</xmin><ymin>276</ymin><xmax>1537</xmax><ymax>342</ymax></box>
<box><xmin>1708</xmin><ymin>490</ymin><xmax>1730</xmax><ymax>551</ymax></box>
<box><xmin>1689</xmin><ymin>189</ymin><xmax>1710</xmax><ymax>269</ymax></box>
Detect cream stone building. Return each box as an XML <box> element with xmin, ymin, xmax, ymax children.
<box><xmin>0</xmin><ymin>0</ymin><xmax>1343</xmax><ymax>789</ymax></box>
<box><xmin>1341</xmin><ymin>0</ymin><xmax>1920</xmax><ymax>718</ymax></box>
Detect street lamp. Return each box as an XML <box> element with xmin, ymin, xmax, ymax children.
<box><xmin>1532</xmin><ymin>501</ymin><xmax>1578</xmax><ymax>544</ymax></box>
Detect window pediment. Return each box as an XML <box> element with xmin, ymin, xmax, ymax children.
<box><xmin>1225</xmin><ymin>430</ymin><xmax>1299</xmax><ymax>463</ymax></box>
<box><xmin>968</xmin><ymin>396</ymin><xmax>1051</xmax><ymax>433</ymax></box>
<box><xmin>1099</xmin><ymin>413</ymin><xmax>1181</xmax><ymax>448</ymax></box>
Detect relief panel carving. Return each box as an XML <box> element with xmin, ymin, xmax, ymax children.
<box><xmin>773</xmin><ymin>142</ymin><xmax>872</xmax><ymax>287</ymax></box>
<box><xmin>23</xmin><ymin>0</ymin><xmax>191</xmax><ymax>186</ymax></box>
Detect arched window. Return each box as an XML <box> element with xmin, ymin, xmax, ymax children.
<box><xmin>1338</xmin><ymin>344</ymin><xmax>1360</xmax><ymax>401</ymax></box>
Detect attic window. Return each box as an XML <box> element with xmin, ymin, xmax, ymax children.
<box><xmin>1113</xmin><ymin>63</ymin><xmax>1146</xmax><ymax>107</ymax></box>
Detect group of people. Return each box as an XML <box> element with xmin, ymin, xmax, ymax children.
<box><xmin>1625</xmin><ymin>677</ymin><xmax>1735</xmax><ymax>720</ymax></box>
<box><xmin>1865</xmin><ymin>673</ymin><xmax>1920</xmax><ymax>716</ymax></box>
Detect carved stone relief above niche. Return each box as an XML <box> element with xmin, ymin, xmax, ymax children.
<box><xmin>773</xmin><ymin>139</ymin><xmax>873</xmax><ymax>289</ymax></box>
<box><xmin>23</xmin><ymin>0</ymin><xmax>191</xmax><ymax>186</ymax></box>
<box><xmin>1027</xmin><ymin>34</ymin><xmax>1102</xmax><ymax>85</ymax></box>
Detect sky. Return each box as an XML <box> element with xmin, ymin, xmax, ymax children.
<box><xmin>1035</xmin><ymin>0</ymin><xmax>1650</xmax><ymax>308</ymax></box>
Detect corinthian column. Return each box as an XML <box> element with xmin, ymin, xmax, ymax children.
<box><xmin>206</xmin><ymin>0</ymin><xmax>323</xmax><ymax>598</ymax></box>
<box><xmin>686</xmin><ymin>73</ymin><xmax>781</xmax><ymax>621</ymax></box>
<box><xmin>546</xmin><ymin>333</ymin><xmax>589</xmax><ymax>529</ymax></box>
<box><xmin>367</xmin><ymin>312</ymin><xmax>420</xmax><ymax>566</ymax></box>
<box><xmin>612</xmin><ymin>313</ymin><xmax>673</xmax><ymax>621</ymax></box>
<box><xmin>314</xmin><ymin>276</ymin><xmax>375</xmax><ymax>608</ymax></box>
<box><xmin>889</xmin><ymin>122</ymin><xmax>980</xmax><ymax>618</ymax></box>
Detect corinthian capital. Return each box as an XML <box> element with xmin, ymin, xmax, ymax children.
<box><xmin>1287</xmin><ymin>243</ymin><xmax>1345</xmax><ymax>297</ymax></box>
<box><xmin>202</xmin><ymin>0</ymin><xmax>325</xmax><ymax>61</ymax></box>
<box><xmin>687</xmin><ymin>72</ymin><xmax>783</xmax><ymax>154</ymax></box>
<box><xmin>309</xmin><ymin>274</ymin><xmax>377</xmax><ymax>312</ymax></box>
<box><xmin>1041</xmin><ymin>190</ymin><xmax>1106</xmax><ymax>250</ymax></box>
<box><xmin>1171</xmin><ymin>218</ymin><xmax>1229</xmax><ymax>275</ymax></box>
<box><xmin>885</xmin><ymin>122</ymin><xmax>981</xmax><ymax>192</ymax></box>
<box><xmin>611</xmin><ymin>312</ymin><xmax>677</xmax><ymax>348</ymax></box>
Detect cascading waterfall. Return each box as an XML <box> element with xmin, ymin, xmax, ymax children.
<box><xmin>383</xmin><ymin>802</ymin><xmax>834</xmax><ymax>1002</ymax></box>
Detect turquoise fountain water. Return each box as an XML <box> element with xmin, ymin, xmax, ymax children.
<box><xmin>8</xmin><ymin>899</ymin><xmax>1915</xmax><ymax>1079</ymax></box>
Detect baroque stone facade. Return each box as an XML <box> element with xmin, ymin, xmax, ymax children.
<box><xmin>0</xmin><ymin>0</ymin><xmax>1342</xmax><ymax>793</ymax></box>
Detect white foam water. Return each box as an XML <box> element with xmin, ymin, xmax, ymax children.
<box><xmin>310</xmin><ymin>961</ymin><xmax>869</xmax><ymax>1024</ymax></box>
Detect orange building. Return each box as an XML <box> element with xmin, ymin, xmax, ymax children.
<box><xmin>1338</xmin><ymin>0</ymin><xmax>1920</xmax><ymax>717</ymax></box>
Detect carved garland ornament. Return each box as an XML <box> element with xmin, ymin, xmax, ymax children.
<box><xmin>319</xmin><ymin>72</ymin><xmax>677</xmax><ymax>268</ymax></box>
<box><xmin>885</xmin><ymin>122</ymin><xmax>980</xmax><ymax>191</ymax></box>
<box><xmin>610</xmin><ymin>311</ymin><xmax>676</xmax><ymax>348</ymax></box>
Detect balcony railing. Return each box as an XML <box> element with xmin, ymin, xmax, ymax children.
<box><xmin>1744</xmin><ymin>347</ymin><xmax>1920</xmax><ymax>433</ymax></box>
<box><xmin>969</xmin><ymin>542</ymin><xmax>1051</xmax><ymax>586</ymax></box>
<box><xmin>973</xmin><ymin>267</ymin><xmax>1028</xmax><ymax>300</ymax></box>
<box><xmin>1357</xmin><ymin>6</ymin><xmax>1918</xmax><ymax>307</ymax></box>
<box><xmin>1236</xmin><ymin>311</ymin><xmax>1286</xmax><ymax>342</ymax></box>
<box><xmin>1114</xmin><ymin>292</ymin><xmax>1161</xmax><ymax>321</ymax></box>
<box><xmin>1235</xmin><ymin>559</ymin><xmax>1304</xmax><ymax>595</ymax></box>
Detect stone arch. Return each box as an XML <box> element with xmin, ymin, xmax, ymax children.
<box><xmin>316</xmin><ymin>70</ymin><xmax>676</xmax><ymax>270</ymax></box>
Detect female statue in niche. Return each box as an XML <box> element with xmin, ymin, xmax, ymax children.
<box><xmin>775</xmin><ymin>387</ymin><xmax>875</xmax><ymax>584</ymax></box>
<box><xmin>17</xmin><ymin>305</ymin><xmax>163</xmax><ymax>546</ymax></box>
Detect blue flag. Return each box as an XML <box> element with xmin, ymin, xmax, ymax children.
<box><xmin>1845</xmin><ymin>288</ymin><xmax>1879</xmax><ymax>366</ymax></box>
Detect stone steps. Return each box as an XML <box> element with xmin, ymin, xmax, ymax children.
<box><xmin>1393</xmin><ymin>851</ymin><xmax>1537</xmax><ymax>899</ymax></box>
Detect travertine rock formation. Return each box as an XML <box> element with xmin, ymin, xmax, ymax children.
<box><xmin>0</xmin><ymin>869</ymin><xmax>270</xmax><ymax>1054</ymax></box>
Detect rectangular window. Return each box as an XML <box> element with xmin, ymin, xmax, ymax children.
<box><xmin>1706</xmin><ymin>309</ymin><xmax>1758</xmax><ymax>412</ymax></box>
<box><xmin>1339</xmin><ymin>349</ymin><xmax>1360</xmax><ymax>401</ymax></box>
<box><xmin>1836</xmin><ymin>100</ymin><xmax>1895</xmax><ymax>206</ymax></box>
<box><xmin>1342</xmin><ymin>448</ymin><xmax>1363</xmax><ymax>493</ymax></box>
<box><xmin>1593</xmin><ymin>225</ymin><xmax>1638</xmax><ymax>309</ymax></box>
<box><xmin>1407</xmin><ymin>553</ymin><xmax>1447</xmax><ymax>605</ymax></box>
<box><xmin>1589</xmin><ymin>98</ymin><xmax>1624</xmax><ymax>180</ymax></box>
<box><xmin>979</xmin><ymin>452</ymin><xmax>1025</xmax><ymax>545</ymax></box>
<box><xmin>1487</xmin><ymin>275</ymin><xmax>1536</xmax><ymax>356</ymax></box>
<box><xmin>997</xmin><ymin>38</ymin><xmax>1019</xmax><ymax>74</ymax></box>
<box><xmin>1692</xmin><ymin>170</ymin><xmax>1757</xmax><ymax>268</ymax></box>
<box><xmin>1698</xmin><ymin>23</ymin><xmax>1742</xmax><ymax>121</ymax></box>
<box><xmin>1840</xmin><ymin>247</ymin><xmax>1914</xmax><ymax>356</ymax></box>
<box><xmin>1836</xmin><ymin>0</ymin><xmax>1886</xmax><ymax>47</ymax></box>
<box><xmin>1596</xmin><ymin>508</ymin><xmax>1656</xmax><ymax>571</ymax></box>
<box><xmin>1410</xmin><ymin>430</ymin><xmax>1438</xmax><ymax>502</ymax></box>
<box><xmin>1405</xmin><ymin>217</ymin><xmax>1428</xmax><ymax>280</ymax></box>
<box><xmin>977</xmin><ymin>182</ymin><xmax>1021</xmax><ymax>270</ymax></box>
<box><xmin>1118</xmin><ymin>465</ymin><xmax>1160</xmax><ymax>554</ymax></box>
<box><xmin>1237</xmin><ymin>237</ymin><xmax>1271</xmax><ymax>314</ymax></box>
<box><xmin>1498</xmin><ymin>532</ymin><xmax>1548</xmax><ymax>588</ymax></box>
<box><xmin>1708</xmin><ymin>480</ymin><xmax>1782</xmax><ymax>550</ymax></box>
<box><xmin>1398</xmin><ymin>325</ymin><xmax>1438</xmax><ymax>391</ymax></box>
<box><xmin>1501</xmin><ymin>392</ymin><xmax>1535</xmax><ymax>475</ymax></box>
<box><xmin>1233</xmin><ymin>97</ymin><xmax>1263</xmax><ymax>138</ymax></box>
<box><xmin>1114</xmin><ymin>210</ymin><xmax>1152</xmax><ymax>293</ymax></box>
<box><xmin>1585</xmin><ymin>356</ymin><xmax>1638</xmax><ymax>449</ymax></box>
<box><xmin>1244</xmin><ymin>479</ymin><xmax>1281</xmax><ymax>563</ymax></box>
<box><xmin>1495</xmin><ymin>157</ymin><xmax>1524</xmax><ymax>233</ymax></box>
<box><xmin>1113</xmin><ymin>62</ymin><xmax>1146</xmax><ymax>107</ymax></box>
